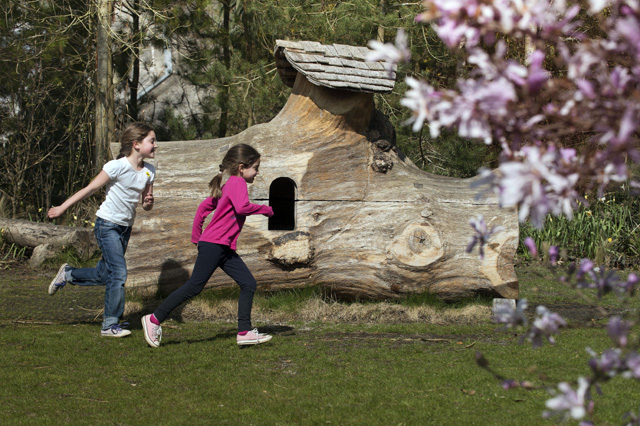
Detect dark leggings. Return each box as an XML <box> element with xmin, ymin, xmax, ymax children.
<box><xmin>153</xmin><ymin>242</ymin><xmax>257</xmax><ymax>332</ymax></box>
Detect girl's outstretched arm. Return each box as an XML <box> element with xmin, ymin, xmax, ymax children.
<box><xmin>228</xmin><ymin>178</ymin><xmax>273</xmax><ymax>217</ymax></box>
<box><xmin>47</xmin><ymin>171</ymin><xmax>111</xmax><ymax>219</ymax></box>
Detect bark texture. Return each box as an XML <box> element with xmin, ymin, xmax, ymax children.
<box><xmin>120</xmin><ymin>74</ymin><xmax>519</xmax><ymax>301</ymax></box>
<box><xmin>0</xmin><ymin>218</ymin><xmax>98</xmax><ymax>265</ymax></box>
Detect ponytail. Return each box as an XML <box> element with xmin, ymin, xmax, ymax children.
<box><xmin>208</xmin><ymin>165</ymin><xmax>225</xmax><ymax>198</ymax></box>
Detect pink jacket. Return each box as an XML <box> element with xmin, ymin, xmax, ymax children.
<box><xmin>191</xmin><ymin>176</ymin><xmax>273</xmax><ymax>250</ymax></box>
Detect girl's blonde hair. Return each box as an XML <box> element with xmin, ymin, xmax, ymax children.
<box><xmin>209</xmin><ymin>144</ymin><xmax>261</xmax><ymax>198</ymax></box>
<box><xmin>116</xmin><ymin>122</ymin><xmax>155</xmax><ymax>159</ymax></box>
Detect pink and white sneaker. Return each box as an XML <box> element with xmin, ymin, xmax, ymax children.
<box><xmin>141</xmin><ymin>314</ymin><xmax>162</xmax><ymax>348</ymax></box>
<box><xmin>237</xmin><ymin>328</ymin><xmax>272</xmax><ymax>346</ymax></box>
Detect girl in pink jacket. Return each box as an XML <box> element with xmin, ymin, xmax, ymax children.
<box><xmin>142</xmin><ymin>144</ymin><xmax>273</xmax><ymax>348</ymax></box>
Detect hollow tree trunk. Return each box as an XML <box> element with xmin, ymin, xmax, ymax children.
<box><xmin>119</xmin><ymin>74</ymin><xmax>519</xmax><ymax>301</ymax></box>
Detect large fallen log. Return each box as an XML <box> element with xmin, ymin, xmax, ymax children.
<box><xmin>117</xmin><ymin>74</ymin><xmax>519</xmax><ymax>301</ymax></box>
<box><xmin>0</xmin><ymin>218</ymin><xmax>99</xmax><ymax>267</ymax></box>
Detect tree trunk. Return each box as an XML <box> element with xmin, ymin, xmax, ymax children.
<box><xmin>116</xmin><ymin>74</ymin><xmax>519</xmax><ymax>301</ymax></box>
<box><xmin>127</xmin><ymin>0</ymin><xmax>140</xmax><ymax>121</ymax></box>
<box><xmin>377</xmin><ymin>0</ymin><xmax>385</xmax><ymax>42</ymax></box>
<box><xmin>95</xmin><ymin>0</ymin><xmax>114</xmax><ymax>172</ymax></box>
<box><xmin>217</xmin><ymin>0</ymin><xmax>231</xmax><ymax>138</ymax></box>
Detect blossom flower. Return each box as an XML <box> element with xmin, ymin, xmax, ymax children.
<box><xmin>401</xmin><ymin>77</ymin><xmax>438</xmax><ymax>132</ymax></box>
<box><xmin>624</xmin><ymin>352</ymin><xmax>640</xmax><ymax>379</ymax></box>
<box><xmin>526</xmin><ymin>50</ymin><xmax>550</xmax><ymax>93</ymax></box>
<box><xmin>523</xmin><ymin>237</ymin><xmax>537</xmax><ymax>258</ymax></box>
<box><xmin>498</xmin><ymin>146</ymin><xmax>579</xmax><ymax>228</ymax></box>
<box><xmin>621</xmin><ymin>273</ymin><xmax>638</xmax><ymax>296</ymax></box>
<box><xmin>576</xmin><ymin>262</ymin><xmax>621</xmax><ymax>298</ymax></box>
<box><xmin>549</xmin><ymin>245</ymin><xmax>559</xmax><ymax>266</ymax></box>
<box><xmin>607</xmin><ymin>316</ymin><xmax>631</xmax><ymax>348</ymax></box>
<box><xmin>465</xmin><ymin>215</ymin><xmax>504</xmax><ymax>259</ymax></box>
<box><xmin>576</xmin><ymin>259</ymin><xmax>594</xmax><ymax>281</ymax></box>
<box><xmin>588</xmin><ymin>0</ymin><xmax>609</xmax><ymax>14</ymax></box>
<box><xmin>493</xmin><ymin>298</ymin><xmax>528</xmax><ymax>328</ymax></box>
<box><xmin>498</xmin><ymin>158</ymin><xmax>546</xmax><ymax>225</ymax></box>
<box><xmin>501</xmin><ymin>379</ymin><xmax>534</xmax><ymax>390</ymax></box>
<box><xmin>366</xmin><ymin>29</ymin><xmax>410</xmax><ymax>77</ymax></box>
<box><xmin>501</xmin><ymin>379</ymin><xmax>519</xmax><ymax>390</ymax></box>
<box><xmin>587</xmin><ymin>347</ymin><xmax>622</xmax><ymax>378</ymax></box>
<box><xmin>544</xmin><ymin>377</ymin><xmax>591</xmax><ymax>421</ymax></box>
<box><xmin>525</xmin><ymin>305</ymin><xmax>567</xmax><ymax>348</ymax></box>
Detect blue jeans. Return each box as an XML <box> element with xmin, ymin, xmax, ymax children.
<box><xmin>66</xmin><ymin>217</ymin><xmax>131</xmax><ymax>330</ymax></box>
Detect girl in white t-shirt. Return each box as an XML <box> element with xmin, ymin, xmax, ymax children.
<box><xmin>47</xmin><ymin>122</ymin><xmax>157</xmax><ymax>337</ymax></box>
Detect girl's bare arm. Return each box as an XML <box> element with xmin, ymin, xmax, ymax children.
<box><xmin>48</xmin><ymin>171</ymin><xmax>111</xmax><ymax>219</ymax></box>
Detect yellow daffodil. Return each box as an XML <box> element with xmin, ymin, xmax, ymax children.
<box><xmin>586</xmin><ymin>210</ymin><xmax>592</xmax><ymax>216</ymax></box>
<box><xmin>608</xmin><ymin>238</ymin><xmax>613</xmax><ymax>243</ymax></box>
<box><xmin>38</xmin><ymin>208</ymin><xmax>43</xmax><ymax>212</ymax></box>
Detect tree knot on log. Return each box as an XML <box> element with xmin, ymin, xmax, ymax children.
<box><xmin>367</xmin><ymin>110</ymin><xmax>397</xmax><ymax>173</ymax></box>
<box><xmin>372</xmin><ymin>152</ymin><xmax>394</xmax><ymax>173</ymax></box>
<box><xmin>387</xmin><ymin>223</ymin><xmax>444</xmax><ymax>269</ymax></box>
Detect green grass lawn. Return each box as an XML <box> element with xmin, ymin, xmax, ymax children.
<box><xmin>1</xmin><ymin>263</ymin><xmax>639</xmax><ymax>425</ymax></box>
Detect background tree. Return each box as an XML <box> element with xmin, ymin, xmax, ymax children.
<box><xmin>0</xmin><ymin>0</ymin><xmax>95</xmax><ymax>219</ymax></box>
<box><xmin>0</xmin><ymin>0</ymin><xmax>497</xmax><ymax>221</ymax></box>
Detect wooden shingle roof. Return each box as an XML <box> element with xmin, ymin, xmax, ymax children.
<box><xmin>274</xmin><ymin>40</ymin><xmax>396</xmax><ymax>94</ymax></box>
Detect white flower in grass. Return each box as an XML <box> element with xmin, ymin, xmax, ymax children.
<box><xmin>544</xmin><ymin>377</ymin><xmax>591</xmax><ymax>421</ymax></box>
<box><xmin>493</xmin><ymin>298</ymin><xmax>528</xmax><ymax>328</ymax></box>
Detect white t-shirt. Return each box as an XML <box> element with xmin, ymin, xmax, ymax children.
<box><xmin>95</xmin><ymin>157</ymin><xmax>156</xmax><ymax>226</ymax></box>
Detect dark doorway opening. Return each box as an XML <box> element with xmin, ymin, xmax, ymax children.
<box><xmin>269</xmin><ymin>178</ymin><xmax>296</xmax><ymax>231</ymax></box>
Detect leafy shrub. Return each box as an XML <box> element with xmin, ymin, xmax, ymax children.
<box><xmin>519</xmin><ymin>189</ymin><xmax>640</xmax><ymax>268</ymax></box>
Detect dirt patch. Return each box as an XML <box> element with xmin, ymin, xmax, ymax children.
<box><xmin>540</xmin><ymin>303</ymin><xmax>624</xmax><ymax>327</ymax></box>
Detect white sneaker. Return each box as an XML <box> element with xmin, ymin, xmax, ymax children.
<box><xmin>48</xmin><ymin>263</ymin><xmax>69</xmax><ymax>295</ymax></box>
<box><xmin>237</xmin><ymin>328</ymin><xmax>272</xmax><ymax>346</ymax></box>
<box><xmin>141</xmin><ymin>315</ymin><xmax>162</xmax><ymax>348</ymax></box>
<box><xmin>100</xmin><ymin>323</ymin><xmax>132</xmax><ymax>338</ymax></box>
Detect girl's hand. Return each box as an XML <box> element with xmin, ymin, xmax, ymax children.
<box><xmin>48</xmin><ymin>206</ymin><xmax>65</xmax><ymax>219</ymax></box>
<box><xmin>142</xmin><ymin>193</ymin><xmax>154</xmax><ymax>210</ymax></box>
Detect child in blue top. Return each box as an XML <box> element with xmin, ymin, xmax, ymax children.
<box><xmin>47</xmin><ymin>122</ymin><xmax>157</xmax><ymax>337</ymax></box>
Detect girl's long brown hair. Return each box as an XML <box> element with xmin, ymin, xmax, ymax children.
<box><xmin>209</xmin><ymin>144</ymin><xmax>261</xmax><ymax>198</ymax></box>
<box><xmin>116</xmin><ymin>122</ymin><xmax>154</xmax><ymax>159</ymax></box>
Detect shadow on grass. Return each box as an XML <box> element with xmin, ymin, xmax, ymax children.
<box><xmin>160</xmin><ymin>324</ymin><xmax>294</xmax><ymax>347</ymax></box>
